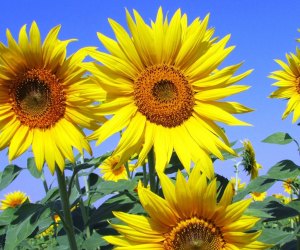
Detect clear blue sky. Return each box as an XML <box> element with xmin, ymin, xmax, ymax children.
<box><xmin>1</xmin><ymin>0</ymin><xmax>300</xmax><ymax>201</ymax></box>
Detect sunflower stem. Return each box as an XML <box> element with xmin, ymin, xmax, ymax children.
<box><xmin>124</xmin><ymin>161</ymin><xmax>131</xmax><ymax>179</ymax></box>
<box><xmin>74</xmin><ymin>173</ymin><xmax>91</xmax><ymax>239</ymax></box>
<box><xmin>147</xmin><ymin>147</ymin><xmax>156</xmax><ymax>193</ymax></box>
<box><xmin>56</xmin><ymin>167</ymin><xmax>78</xmax><ymax>250</ymax></box>
<box><xmin>234</xmin><ymin>162</ymin><xmax>241</xmax><ymax>194</ymax></box>
<box><xmin>142</xmin><ymin>163</ymin><xmax>148</xmax><ymax>187</ymax></box>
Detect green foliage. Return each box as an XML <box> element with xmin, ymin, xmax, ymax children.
<box><xmin>262</xmin><ymin>132</ymin><xmax>294</xmax><ymax>145</ymax></box>
<box><xmin>1</xmin><ymin>132</ymin><xmax>300</xmax><ymax>249</ymax></box>
<box><xmin>0</xmin><ymin>165</ymin><xmax>23</xmax><ymax>191</ymax></box>
<box><xmin>27</xmin><ymin>158</ymin><xmax>42</xmax><ymax>179</ymax></box>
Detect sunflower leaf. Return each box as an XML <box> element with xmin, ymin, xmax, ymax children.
<box><xmin>262</xmin><ymin>132</ymin><xmax>293</xmax><ymax>145</ymax></box>
<box><xmin>0</xmin><ymin>164</ymin><xmax>23</xmax><ymax>191</ymax></box>
<box><xmin>267</xmin><ymin>160</ymin><xmax>300</xmax><ymax>180</ymax></box>
<box><xmin>258</xmin><ymin>228</ymin><xmax>296</xmax><ymax>246</ymax></box>
<box><xmin>233</xmin><ymin>176</ymin><xmax>276</xmax><ymax>202</ymax></box>
<box><xmin>27</xmin><ymin>157</ymin><xmax>42</xmax><ymax>179</ymax></box>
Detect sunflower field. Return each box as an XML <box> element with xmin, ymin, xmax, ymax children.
<box><xmin>0</xmin><ymin>3</ymin><xmax>299</xmax><ymax>250</ymax></box>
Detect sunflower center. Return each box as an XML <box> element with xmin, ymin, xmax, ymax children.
<box><xmin>152</xmin><ymin>80</ymin><xmax>178</xmax><ymax>102</ymax></box>
<box><xmin>296</xmin><ymin>77</ymin><xmax>300</xmax><ymax>94</ymax></box>
<box><xmin>111</xmin><ymin>160</ymin><xmax>126</xmax><ymax>175</ymax></box>
<box><xmin>163</xmin><ymin>217</ymin><xmax>225</xmax><ymax>250</ymax></box>
<box><xmin>10</xmin><ymin>68</ymin><xmax>66</xmax><ymax>129</ymax></box>
<box><xmin>134</xmin><ymin>64</ymin><xmax>194</xmax><ymax>127</ymax></box>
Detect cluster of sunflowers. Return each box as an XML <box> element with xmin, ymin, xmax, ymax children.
<box><xmin>0</xmin><ymin>8</ymin><xmax>299</xmax><ymax>250</ymax></box>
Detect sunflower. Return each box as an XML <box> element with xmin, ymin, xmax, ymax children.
<box><xmin>283</xmin><ymin>178</ymin><xmax>293</xmax><ymax>194</ymax></box>
<box><xmin>100</xmin><ymin>156</ymin><xmax>129</xmax><ymax>182</ymax></box>
<box><xmin>104</xmin><ymin>165</ymin><xmax>269</xmax><ymax>249</ymax></box>
<box><xmin>241</xmin><ymin>140</ymin><xmax>262</xmax><ymax>180</ymax></box>
<box><xmin>272</xmin><ymin>193</ymin><xmax>290</xmax><ymax>204</ymax></box>
<box><xmin>269</xmin><ymin>48</ymin><xmax>300</xmax><ymax>122</ymax></box>
<box><xmin>250</xmin><ymin>192</ymin><xmax>267</xmax><ymax>202</ymax></box>
<box><xmin>86</xmin><ymin>8</ymin><xmax>252</xmax><ymax>177</ymax></box>
<box><xmin>0</xmin><ymin>191</ymin><xmax>28</xmax><ymax>210</ymax></box>
<box><xmin>0</xmin><ymin>22</ymin><xmax>101</xmax><ymax>174</ymax></box>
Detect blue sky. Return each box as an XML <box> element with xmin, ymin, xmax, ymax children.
<box><xmin>0</xmin><ymin>0</ymin><xmax>300</xmax><ymax>201</ymax></box>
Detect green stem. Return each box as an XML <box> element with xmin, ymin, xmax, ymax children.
<box><xmin>74</xmin><ymin>173</ymin><xmax>91</xmax><ymax>238</ymax></box>
<box><xmin>142</xmin><ymin>163</ymin><xmax>148</xmax><ymax>187</ymax></box>
<box><xmin>56</xmin><ymin>167</ymin><xmax>78</xmax><ymax>250</ymax></box>
<box><xmin>124</xmin><ymin>161</ymin><xmax>131</xmax><ymax>179</ymax></box>
<box><xmin>147</xmin><ymin>148</ymin><xmax>156</xmax><ymax>193</ymax></box>
<box><xmin>234</xmin><ymin>162</ymin><xmax>241</xmax><ymax>194</ymax></box>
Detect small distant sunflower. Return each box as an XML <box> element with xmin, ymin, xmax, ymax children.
<box><xmin>86</xmin><ymin>8</ymin><xmax>252</xmax><ymax>178</ymax></box>
<box><xmin>269</xmin><ymin>47</ymin><xmax>300</xmax><ymax>122</ymax></box>
<box><xmin>272</xmin><ymin>193</ymin><xmax>290</xmax><ymax>204</ymax></box>
<box><xmin>0</xmin><ymin>191</ymin><xmax>28</xmax><ymax>210</ymax></box>
<box><xmin>104</xmin><ymin>166</ymin><xmax>269</xmax><ymax>249</ymax></box>
<box><xmin>250</xmin><ymin>192</ymin><xmax>267</xmax><ymax>202</ymax></box>
<box><xmin>100</xmin><ymin>156</ymin><xmax>129</xmax><ymax>182</ymax></box>
<box><xmin>283</xmin><ymin>178</ymin><xmax>294</xmax><ymax>194</ymax></box>
<box><xmin>241</xmin><ymin>140</ymin><xmax>262</xmax><ymax>180</ymax></box>
<box><xmin>0</xmin><ymin>22</ymin><xmax>101</xmax><ymax>174</ymax></box>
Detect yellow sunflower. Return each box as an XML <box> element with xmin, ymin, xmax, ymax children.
<box><xmin>0</xmin><ymin>191</ymin><xmax>28</xmax><ymax>210</ymax></box>
<box><xmin>241</xmin><ymin>140</ymin><xmax>262</xmax><ymax>180</ymax></box>
<box><xmin>104</xmin><ymin>165</ymin><xmax>269</xmax><ymax>249</ymax></box>
<box><xmin>283</xmin><ymin>178</ymin><xmax>293</xmax><ymax>194</ymax></box>
<box><xmin>250</xmin><ymin>192</ymin><xmax>267</xmax><ymax>202</ymax></box>
<box><xmin>100</xmin><ymin>156</ymin><xmax>129</xmax><ymax>182</ymax></box>
<box><xmin>0</xmin><ymin>22</ymin><xmax>101</xmax><ymax>174</ymax></box>
<box><xmin>86</xmin><ymin>8</ymin><xmax>252</xmax><ymax>177</ymax></box>
<box><xmin>269</xmin><ymin>47</ymin><xmax>300</xmax><ymax>122</ymax></box>
<box><xmin>272</xmin><ymin>193</ymin><xmax>290</xmax><ymax>204</ymax></box>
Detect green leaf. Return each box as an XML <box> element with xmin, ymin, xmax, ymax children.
<box><xmin>4</xmin><ymin>204</ymin><xmax>50</xmax><ymax>250</ymax></box>
<box><xmin>56</xmin><ymin>235</ymin><xmax>84</xmax><ymax>250</ymax></box>
<box><xmin>0</xmin><ymin>165</ymin><xmax>23</xmax><ymax>191</ymax></box>
<box><xmin>233</xmin><ymin>176</ymin><xmax>276</xmax><ymax>202</ymax></box>
<box><xmin>262</xmin><ymin>132</ymin><xmax>293</xmax><ymax>145</ymax></box>
<box><xmin>27</xmin><ymin>157</ymin><xmax>42</xmax><ymax>179</ymax></box>
<box><xmin>244</xmin><ymin>208</ymin><xmax>274</xmax><ymax>219</ymax></box>
<box><xmin>0</xmin><ymin>208</ymin><xmax>16</xmax><ymax>226</ymax></box>
<box><xmin>258</xmin><ymin>228</ymin><xmax>295</xmax><ymax>246</ymax></box>
<box><xmin>81</xmin><ymin>232</ymin><xmax>108</xmax><ymax>249</ymax></box>
<box><xmin>40</xmin><ymin>187</ymin><xmax>59</xmax><ymax>203</ymax></box>
<box><xmin>286</xmin><ymin>200</ymin><xmax>300</xmax><ymax>213</ymax></box>
<box><xmin>267</xmin><ymin>160</ymin><xmax>300</xmax><ymax>180</ymax></box>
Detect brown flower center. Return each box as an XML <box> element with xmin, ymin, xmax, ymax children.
<box><xmin>10</xmin><ymin>68</ymin><xmax>66</xmax><ymax>128</ymax></box>
<box><xmin>134</xmin><ymin>64</ymin><xmax>194</xmax><ymax>127</ymax></box>
<box><xmin>163</xmin><ymin>217</ymin><xmax>225</xmax><ymax>250</ymax></box>
<box><xmin>110</xmin><ymin>159</ymin><xmax>126</xmax><ymax>175</ymax></box>
<box><xmin>296</xmin><ymin>77</ymin><xmax>300</xmax><ymax>94</ymax></box>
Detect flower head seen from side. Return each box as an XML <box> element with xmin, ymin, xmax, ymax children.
<box><xmin>86</xmin><ymin>8</ymin><xmax>253</xmax><ymax>178</ymax></box>
<box><xmin>0</xmin><ymin>191</ymin><xmax>29</xmax><ymax>210</ymax></box>
<box><xmin>250</xmin><ymin>192</ymin><xmax>267</xmax><ymax>202</ymax></box>
<box><xmin>241</xmin><ymin>140</ymin><xmax>262</xmax><ymax>180</ymax></box>
<box><xmin>283</xmin><ymin>178</ymin><xmax>294</xmax><ymax>195</ymax></box>
<box><xmin>99</xmin><ymin>156</ymin><xmax>129</xmax><ymax>182</ymax></box>
<box><xmin>0</xmin><ymin>22</ymin><xmax>101</xmax><ymax>174</ymax></box>
<box><xmin>104</xmin><ymin>165</ymin><xmax>269</xmax><ymax>249</ymax></box>
<box><xmin>269</xmin><ymin>46</ymin><xmax>300</xmax><ymax>123</ymax></box>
